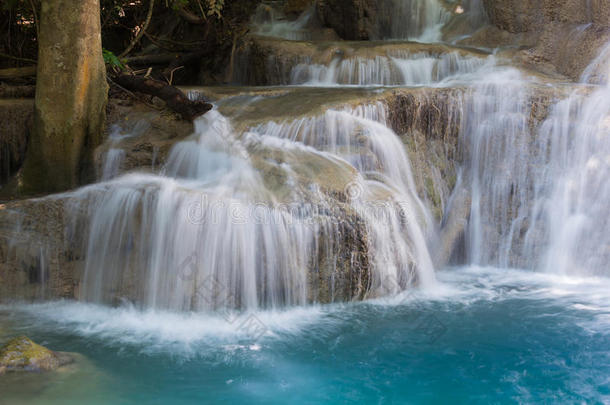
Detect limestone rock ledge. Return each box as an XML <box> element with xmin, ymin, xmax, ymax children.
<box><xmin>0</xmin><ymin>83</ymin><xmax>573</xmax><ymax>305</ymax></box>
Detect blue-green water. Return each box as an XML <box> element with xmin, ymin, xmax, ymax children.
<box><xmin>1</xmin><ymin>266</ymin><xmax>609</xmax><ymax>404</ymax></box>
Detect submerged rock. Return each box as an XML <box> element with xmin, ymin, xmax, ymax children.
<box><xmin>0</xmin><ymin>336</ymin><xmax>72</xmax><ymax>374</ymax></box>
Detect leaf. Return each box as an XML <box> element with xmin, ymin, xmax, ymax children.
<box><xmin>103</xmin><ymin>48</ymin><xmax>125</xmax><ymax>70</ymax></box>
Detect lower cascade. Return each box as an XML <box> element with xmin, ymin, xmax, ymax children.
<box><xmin>1</xmin><ymin>0</ymin><xmax>610</xmax><ymax>402</ymax></box>
<box><xmin>76</xmin><ymin>102</ymin><xmax>437</xmax><ymax>310</ymax></box>
<box><xmin>72</xmin><ymin>105</ymin><xmax>436</xmax><ymax>310</ymax></box>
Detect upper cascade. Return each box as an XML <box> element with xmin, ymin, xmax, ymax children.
<box><xmin>232</xmin><ymin>37</ymin><xmax>495</xmax><ymax>87</ymax></box>
<box><xmin>255</xmin><ymin>0</ymin><xmax>488</xmax><ymax>42</ymax></box>
<box><xmin>374</xmin><ymin>0</ymin><xmax>453</xmax><ymax>41</ymax></box>
<box><xmin>279</xmin><ymin>48</ymin><xmax>490</xmax><ymax>87</ymax></box>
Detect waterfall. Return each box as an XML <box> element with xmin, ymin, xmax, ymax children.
<box><xmin>74</xmin><ymin>104</ymin><xmax>437</xmax><ymax>310</ymax></box>
<box><xmin>460</xmin><ymin>68</ymin><xmax>534</xmax><ymax>267</ymax></box>
<box><xmin>459</xmin><ymin>46</ymin><xmax>610</xmax><ymax>276</ymax></box>
<box><xmin>252</xmin><ymin>4</ymin><xmax>314</xmax><ymax>41</ymax></box>
<box><xmin>536</xmin><ymin>45</ymin><xmax>610</xmax><ymax>275</ymax></box>
<box><xmin>375</xmin><ymin>0</ymin><xmax>452</xmax><ymax>41</ymax></box>
<box><xmin>290</xmin><ymin>51</ymin><xmax>489</xmax><ymax>86</ymax></box>
<box><xmin>4</xmin><ymin>0</ymin><xmax>609</xmax><ymax>313</ymax></box>
<box><xmin>101</xmin><ymin>149</ymin><xmax>125</xmax><ymax>181</ymax></box>
<box><xmin>253</xmin><ymin>103</ymin><xmax>437</xmax><ymax>287</ymax></box>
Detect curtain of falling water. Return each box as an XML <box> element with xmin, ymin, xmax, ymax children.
<box><xmin>375</xmin><ymin>0</ymin><xmax>452</xmax><ymax>41</ymax></box>
<box><xmin>79</xmin><ymin>105</ymin><xmax>437</xmax><ymax>310</ymax></box>
<box><xmin>461</xmin><ymin>45</ymin><xmax>610</xmax><ymax>276</ymax></box>
<box><xmin>254</xmin><ymin>103</ymin><xmax>437</xmax><ymax>288</ymax></box>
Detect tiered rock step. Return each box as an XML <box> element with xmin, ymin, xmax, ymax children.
<box><xmin>233</xmin><ymin>35</ymin><xmax>493</xmax><ymax>85</ymax></box>
<box><xmin>0</xmin><ymin>77</ymin><xmax>592</xmax><ymax>308</ymax></box>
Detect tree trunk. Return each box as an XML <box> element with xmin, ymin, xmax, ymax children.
<box><xmin>21</xmin><ymin>0</ymin><xmax>108</xmax><ymax>193</ymax></box>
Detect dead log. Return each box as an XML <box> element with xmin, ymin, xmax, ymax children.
<box><xmin>114</xmin><ymin>74</ymin><xmax>212</xmax><ymax>121</ymax></box>
<box><xmin>0</xmin><ymin>67</ymin><xmax>37</xmax><ymax>80</ymax></box>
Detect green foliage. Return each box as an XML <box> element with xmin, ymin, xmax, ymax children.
<box><xmin>103</xmin><ymin>48</ymin><xmax>124</xmax><ymax>69</ymax></box>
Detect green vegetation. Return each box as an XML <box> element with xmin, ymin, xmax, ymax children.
<box><xmin>103</xmin><ymin>48</ymin><xmax>124</xmax><ymax>70</ymax></box>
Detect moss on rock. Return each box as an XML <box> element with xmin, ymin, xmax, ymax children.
<box><xmin>0</xmin><ymin>336</ymin><xmax>72</xmax><ymax>374</ymax></box>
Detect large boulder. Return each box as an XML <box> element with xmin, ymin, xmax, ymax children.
<box><xmin>0</xmin><ymin>336</ymin><xmax>72</xmax><ymax>374</ymax></box>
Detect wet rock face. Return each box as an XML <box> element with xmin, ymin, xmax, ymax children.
<box><xmin>517</xmin><ymin>24</ymin><xmax>610</xmax><ymax>81</ymax></box>
<box><xmin>483</xmin><ymin>0</ymin><xmax>609</xmax><ymax>33</ymax></box>
<box><xmin>316</xmin><ymin>0</ymin><xmax>377</xmax><ymax>40</ymax></box>
<box><xmin>0</xmin><ymin>197</ymin><xmax>84</xmax><ymax>301</ymax></box>
<box><xmin>96</xmin><ymin>100</ymin><xmax>195</xmax><ymax>178</ymax></box>
<box><xmin>283</xmin><ymin>0</ymin><xmax>314</xmax><ymax>18</ymax></box>
<box><xmin>482</xmin><ymin>0</ymin><xmax>610</xmax><ymax>79</ymax></box>
<box><xmin>385</xmin><ymin>88</ymin><xmax>464</xmax><ymax>220</ymax></box>
<box><xmin>0</xmin><ymin>336</ymin><xmax>72</xmax><ymax>374</ymax></box>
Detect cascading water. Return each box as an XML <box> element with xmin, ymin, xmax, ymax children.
<box><xmin>252</xmin><ymin>4</ymin><xmax>314</xmax><ymax>41</ymax></box>
<box><xmin>231</xmin><ymin>41</ymin><xmax>493</xmax><ymax>87</ymax></box>
<box><xmin>80</xmin><ymin>112</ymin><xmax>339</xmax><ymax>310</ymax></box>
<box><xmin>459</xmin><ymin>46</ymin><xmax>610</xmax><ymax>276</ymax></box>
<box><xmin>375</xmin><ymin>0</ymin><xmax>452</xmax><ymax>41</ymax></box>
<box><xmin>77</xmin><ymin>101</ymin><xmax>438</xmax><ymax>310</ymax></box>
<box><xmin>252</xmin><ymin>103</ymin><xmax>437</xmax><ymax>287</ymax></box>
<box><xmin>290</xmin><ymin>51</ymin><xmax>490</xmax><ymax>86</ymax></box>
<box><xmin>532</xmin><ymin>46</ymin><xmax>610</xmax><ymax>276</ymax></box>
<box><xmin>459</xmin><ymin>67</ymin><xmax>535</xmax><ymax>267</ymax></box>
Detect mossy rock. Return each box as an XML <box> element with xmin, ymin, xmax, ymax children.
<box><xmin>0</xmin><ymin>336</ymin><xmax>72</xmax><ymax>374</ymax></box>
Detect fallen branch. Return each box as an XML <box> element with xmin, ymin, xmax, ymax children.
<box><xmin>114</xmin><ymin>74</ymin><xmax>212</xmax><ymax>121</ymax></box>
<box><xmin>0</xmin><ymin>66</ymin><xmax>37</xmax><ymax>80</ymax></box>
